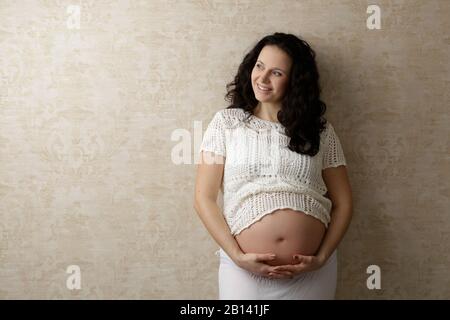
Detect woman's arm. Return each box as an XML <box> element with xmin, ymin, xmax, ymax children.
<box><xmin>194</xmin><ymin>197</ymin><xmax>244</xmax><ymax>262</ymax></box>
<box><xmin>193</xmin><ymin>151</ymin><xmax>243</xmax><ymax>263</ymax></box>
<box><xmin>317</xmin><ymin>165</ymin><xmax>353</xmax><ymax>261</ymax></box>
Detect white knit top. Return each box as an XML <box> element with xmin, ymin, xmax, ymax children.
<box><xmin>199</xmin><ymin>108</ymin><xmax>347</xmax><ymax>236</ymax></box>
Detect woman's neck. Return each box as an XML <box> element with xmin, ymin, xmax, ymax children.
<box><xmin>252</xmin><ymin>103</ymin><xmax>281</xmax><ymax>123</ymax></box>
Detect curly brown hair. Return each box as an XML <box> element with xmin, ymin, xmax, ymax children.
<box><xmin>225</xmin><ymin>32</ymin><xmax>328</xmax><ymax>157</ymax></box>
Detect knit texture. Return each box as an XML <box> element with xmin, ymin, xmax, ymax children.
<box><xmin>199</xmin><ymin>108</ymin><xmax>347</xmax><ymax>236</ymax></box>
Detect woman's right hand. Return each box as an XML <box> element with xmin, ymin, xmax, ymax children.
<box><xmin>235</xmin><ymin>252</ymin><xmax>293</xmax><ymax>279</ymax></box>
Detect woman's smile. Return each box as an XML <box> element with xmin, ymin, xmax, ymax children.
<box><xmin>256</xmin><ymin>83</ymin><xmax>273</xmax><ymax>93</ymax></box>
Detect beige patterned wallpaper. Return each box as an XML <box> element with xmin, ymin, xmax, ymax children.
<box><xmin>0</xmin><ymin>0</ymin><xmax>448</xmax><ymax>299</ymax></box>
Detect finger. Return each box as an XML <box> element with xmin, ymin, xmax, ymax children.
<box><xmin>294</xmin><ymin>255</ymin><xmax>313</xmax><ymax>264</ymax></box>
<box><xmin>273</xmin><ymin>270</ymin><xmax>293</xmax><ymax>276</ymax></box>
<box><xmin>273</xmin><ymin>266</ymin><xmax>293</xmax><ymax>273</ymax></box>
<box><xmin>256</xmin><ymin>254</ymin><xmax>276</xmax><ymax>262</ymax></box>
<box><xmin>266</xmin><ymin>267</ymin><xmax>292</xmax><ymax>277</ymax></box>
<box><xmin>273</xmin><ymin>267</ymin><xmax>296</xmax><ymax>277</ymax></box>
<box><xmin>280</xmin><ymin>271</ymin><xmax>293</xmax><ymax>277</ymax></box>
<box><xmin>268</xmin><ymin>272</ymin><xmax>293</xmax><ymax>279</ymax></box>
<box><xmin>269</xmin><ymin>269</ymin><xmax>293</xmax><ymax>277</ymax></box>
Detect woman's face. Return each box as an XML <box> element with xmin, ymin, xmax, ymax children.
<box><xmin>251</xmin><ymin>45</ymin><xmax>292</xmax><ymax>104</ymax></box>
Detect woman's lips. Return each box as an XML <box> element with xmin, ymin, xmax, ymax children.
<box><xmin>257</xmin><ymin>83</ymin><xmax>272</xmax><ymax>93</ymax></box>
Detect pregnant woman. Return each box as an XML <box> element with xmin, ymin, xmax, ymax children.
<box><xmin>194</xmin><ymin>32</ymin><xmax>353</xmax><ymax>300</ymax></box>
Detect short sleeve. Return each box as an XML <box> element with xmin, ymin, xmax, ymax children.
<box><xmin>322</xmin><ymin>122</ymin><xmax>347</xmax><ymax>169</ymax></box>
<box><xmin>199</xmin><ymin>111</ymin><xmax>226</xmax><ymax>157</ymax></box>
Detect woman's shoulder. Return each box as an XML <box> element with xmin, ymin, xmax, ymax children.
<box><xmin>320</xmin><ymin>120</ymin><xmax>345</xmax><ymax>146</ymax></box>
<box><xmin>319</xmin><ymin>120</ymin><xmax>333</xmax><ymax>143</ymax></box>
<box><xmin>215</xmin><ymin>107</ymin><xmax>249</xmax><ymax>129</ymax></box>
<box><xmin>323</xmin><ymin>120</ymin><xmax>340</xmax><ymax>136</ymax></box>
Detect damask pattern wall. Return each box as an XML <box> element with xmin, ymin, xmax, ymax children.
<box><xmin>0</xmin><ymin>0</ymin><xmax>448</xmax><ymax>299</ymax></box>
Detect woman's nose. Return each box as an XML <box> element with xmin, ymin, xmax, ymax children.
<box><xmin>260</xmin><ymin>71</ymin><xmax>270</xmax><ymax>83</ymax></box>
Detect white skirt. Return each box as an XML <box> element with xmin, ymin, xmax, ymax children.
<box><xmin>216</xmin><ymin>247</ymin><xmax>337</xmax><ymax>300</ymax></box>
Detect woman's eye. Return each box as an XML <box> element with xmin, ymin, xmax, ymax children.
<box><xmin>256</xmin><ymin>64</ymin><xmax>281</xmax><ymax>76</ymax></box>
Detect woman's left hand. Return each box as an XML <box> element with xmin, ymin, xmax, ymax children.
<box><xmin>271</xmin><ymin>254</ymin><xmax>327</xmax><ymax>276</ymax></box>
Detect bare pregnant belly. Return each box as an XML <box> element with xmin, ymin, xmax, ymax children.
<box><xmin>234</xmin><ymin>209</ymin><xmax>326</xmax><ymax>266</ymax></box>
